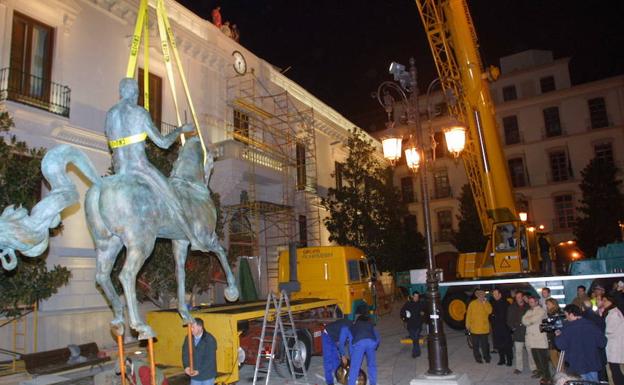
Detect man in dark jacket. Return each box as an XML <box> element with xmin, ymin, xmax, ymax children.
<box><xmin>182</xmin><ymin>318</ymin><xmax>217</xmax><ymax>385</ymax></box>
<box><xmin>491</xmin><ymin>288</ymin><xmax>513</xmax><ymax>366</ymax></box>
<box><xmin>555</xmin><ymin>304</ymin><xmax>607</xmax><ymax>382</ymax></box>
<box><xmin>506</xmin><ymin>291</ymin><xmax>536</xmax><ymax>375</ymax></box>
<box><xmin>400</xmin><ymin>291</ymin><xmax>425</xmax><ymax>358</ymax></box>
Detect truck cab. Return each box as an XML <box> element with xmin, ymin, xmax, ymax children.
<box><xmin>278</xmin><ymin>246</ymin><xmax>373</xmax><ymax>318</ymax></box>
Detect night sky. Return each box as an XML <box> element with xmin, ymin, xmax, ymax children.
<box><xmin>175</xmin><ymin>0</ymin><xmax>624</xmax><ymax>132</ymax></box>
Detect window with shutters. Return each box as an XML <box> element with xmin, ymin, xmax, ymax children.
<box><xmin>334</xmin><ymin>162</ymin><xmax>343</xmax><ymax>190</ymax></box>
<box><xmin>502</xmin><ymin>85</ymin><xmax>517</xmax><ymax>101</ymax></box>
<box><xmin>298</xmin><ymin>215</ymin><xmax>307</xmax><ymax>247</ymax></box>
<box><xmin>296</xmin><ymin>142</ymin><xmax>306</xmax><ymax>190</ymax></box>
<box><xmin>588</xmin><ymin>97</ymin><xmax>609</xmax><ymax>129</ymax></box>
<box><xmin>508</xmin><ymin>157</ymin><xmax>527</xmax><ymax>187</ymax></box>
<box><xmin>433</xmin><ymin>169</ymin><xmax>451</xmax><ymax>199</ymax></box>
<box><xmin>549</xmin><ymin>150</ymin><xmax>571</xmax><ymax>182</ymax></box>
<box><xmin>540</xmin><ymin>76</ymin><xmax>556</xmax><ymax>93</ymax></box>
<box><xmin>401</xmin><ymin>177</ymin><xmax>415</xmax><ymax>203</ymax></box>
<box><xmin>503</xmin><ymin>115</ymin><xmax>520</xmax><ymax>145</ymax></box>
<box><xmin>543</xmin><ymin>107</ymin><xmax>562</xmax><ymax>137</ymax></box>
<box><xmin>553</xmin><ymin>194</ymin><xmax>575</xmax><ymax>230</ymax></box>
<box><xmin>404</xmin><ymin>214</ymin><xmax>418</xmax><ymax>234</ymax></box>
<box><xmin>594</xmin><ymin>142</ymin><xmax>613</xmax><ymax>165</ymax></box>
<box><xmin>10</xmin><ymin>12</ymin><xmax>53</xmax><ymax>98</ymax></box>
<box><xmin>433</xmin><ymin>131</ymin><xmax>448</xmax><ymax>159</ymax></box>
<box><xmin>138</xmin><ymin>68</ymin><xmax>162</xmax><ymax>128</ymax></box>
<box><xmin>233</xmin><ymin>110</ymin><xmax>250</xmax><ymax>139</ymax></box>
<box><xmin>437</xmin><ymin>210</ymin><xmax>453</xmax><ymax>242</ymax></box>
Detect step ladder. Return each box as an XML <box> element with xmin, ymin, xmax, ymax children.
<box><xmin>252</xmin><ymin>291</ymin><xmax>308</xmax><ymax>385</ymax></box>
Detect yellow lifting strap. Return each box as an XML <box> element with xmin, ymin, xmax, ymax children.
<box><xmin>124</xmin><ymin>0</ymin><xmax>207</xmax><ymax>164</ymax></box>
<box><xmin>108</xmin><ymin>132</ymin><xmax>148</xmax><ymax>149</ymax></box>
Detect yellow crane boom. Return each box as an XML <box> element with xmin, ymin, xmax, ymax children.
<box><xmin>415</xmin><ymin>0</ymin><xmax>546</xmax><ymax>278</ymax></box>
<box><xmin>415</xmin><ymin>0</ymin><xmax>517</xmax><ymax>234</ymax></box>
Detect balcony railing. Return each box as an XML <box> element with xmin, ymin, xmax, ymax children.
<box><xmin>0</xmin><ymin>68</ymin><xmax>70</xmax><ymax>117</ymax></box>
<box><xmin>210</xmin><ymin>139</ymin><xmax>284</xmax><ymax>172</ymax></box>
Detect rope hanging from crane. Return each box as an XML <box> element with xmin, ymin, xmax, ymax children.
<box><xmin>126</xmin><ymin>0</ymin><xmax>208</xmax><ymax>164</ymax></box>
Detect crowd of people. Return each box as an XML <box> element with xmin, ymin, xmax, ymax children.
<box><xmin>464</xmin><ymin>282</ymin><xmax>624</xmax><ymax>385</ymax></box>
<box><xmin>210</xmin><ymin>6</ymin><xmax>240</xmax><ymax>42</ymax></box>
<box><xmin>140</xmin><ymin>281</ymin><xmax>623</xmax><ymax>385</ymax></box>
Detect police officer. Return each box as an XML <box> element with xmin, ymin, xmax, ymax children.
<box><xmin>338</xmin><ymin>305</ymin><xmax>380</xmax><ymax>385</ymax></box>
<box><xmin>322</xmin><ymin>316</ymin><xmax>352</xmax><ymax>385</ymax></box>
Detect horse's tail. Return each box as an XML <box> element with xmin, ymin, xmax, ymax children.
<box><xmin>0</xmin><ymin>145</ymin><xmax>102</xmax><ymax>270</ymax></box>
<box><xmin>42</xmin><ymin>144</ymin><xmax>102</xmax><ymax>189</ymax></box>
<box><xmin>29</xmin><ymin>144</ymin><xmax>102</xmax><ymax>233</ymax></box>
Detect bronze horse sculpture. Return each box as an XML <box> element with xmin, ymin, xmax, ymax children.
<box><xmin>0</xmin><ymin>78</ymin><xmax>239</xmax><ymax>339</ymax></box>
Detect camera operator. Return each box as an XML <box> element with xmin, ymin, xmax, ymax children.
<box><xmin>543</xmin><ymin>298</ymin><xmax>563</xmax><ymax>370</ymax></box>
<box><xmin>554</xmin><ymin>304</ymin><xmax>607</xmax><ymax>382</ymax></box>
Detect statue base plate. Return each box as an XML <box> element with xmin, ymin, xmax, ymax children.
<box><xmin>410</xmin><ymin>373</ymin><xmax>472</xmax><ymax>385</ymax></box>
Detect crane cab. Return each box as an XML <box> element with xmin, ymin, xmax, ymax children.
<box><xmin>457</xmin><ymin>221</ymin><xmax>551</xmax><ymax>278</ymax></box>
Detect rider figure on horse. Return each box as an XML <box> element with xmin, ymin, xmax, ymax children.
<box><xmin>105</xmin><ymin>78</ymin><xmax>202</xmax><ymax>248</ymax></box>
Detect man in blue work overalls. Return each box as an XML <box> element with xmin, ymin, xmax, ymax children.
<box><xmin>339</xmin><ymin>305</ymin><xmax>380</xmax><ymax>385</ymax></box>
<box><xmin>322</xmin><ymin>316</ymin><xmax>352</xmax><ymax>384</ymax></box>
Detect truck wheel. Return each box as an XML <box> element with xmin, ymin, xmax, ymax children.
<box><xmin>274</xmin><ymin>330</ymin><xmax>312</xmax><ymax>378</ymax></box>
<box><xmin>442</xmin><ymin>291</ymin><xmax>468</xmax><ymax>330</ymax></box>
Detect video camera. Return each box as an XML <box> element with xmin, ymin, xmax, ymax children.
<box><xmin>539</xmin><ymin>312</ymin><xmax>565</xmax><ymax>333</ymax></box>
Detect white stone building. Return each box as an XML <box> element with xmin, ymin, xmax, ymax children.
<box><xmin>0</xmin><ymin>0</ymin><xmax>379</xmax><ymax>358</ymax></box>
<box><xmin>395</xmin><ymin>50</ymin><xmax>624</xmax><ymax>270</ymax></box>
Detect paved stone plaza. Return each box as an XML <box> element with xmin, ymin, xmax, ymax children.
<box><xmin>0</xmin><ymin>305</ymin><xmax>542</xmax><ymax>385</ymax></box>
<box><xmin>237</xmin><ymin>305</ymin><xmax>540</xmax><ymax>385</ymax></box>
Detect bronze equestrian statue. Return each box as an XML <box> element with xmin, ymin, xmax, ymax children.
<box><xmin>0</xmin><ymin>78</ymin><xmax>239</xmax><ymax>339</ymax></box>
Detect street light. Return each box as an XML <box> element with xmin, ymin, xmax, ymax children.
<box><xmin>375</xmin><ymin>58</ymin><xmax>465</xmax><ymax>377</ymax></box>
<box><xmin>404</xmin><ymin>135</ymin><xmax>421</xmax><ymax>173</ymax></box>
<box><xmin>380</xmin><ymin>125</ymin><xmax>407</xmax><ymax>165</ymax></box>
<box><xmin>444</xmin><ymin>124</ymin><xmax>467</xmax><ymax>159</ymax></box>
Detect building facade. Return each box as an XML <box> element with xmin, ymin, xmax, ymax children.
<box><xmin>0</xmin><ymin>0</ymin><xmax>379</xmax><ymax>358</ymax></box>
<box><xmin>395</xmin><ymin>50</ymin><xmax>624</xmax><ymax>265</ymax></box>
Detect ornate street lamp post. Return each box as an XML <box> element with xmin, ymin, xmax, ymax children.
<box><xmin>376</xmin><ymin>58</ymin><xmax>466</xmax><ymax>376</ymax></box>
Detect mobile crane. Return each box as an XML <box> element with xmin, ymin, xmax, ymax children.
<box><xmin>404</xmin><ymin>0</ymin><xmax>624</xmax><ymax>329</ymax></box>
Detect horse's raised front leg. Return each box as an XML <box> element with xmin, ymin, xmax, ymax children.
<box><xmin>94</xmin><ymin>236</ymin><xmax>125</xmax><ymax>335</ymax></box>
<box><xmin>211</xmin><ymin>241</ymin><xmax>239</xmax><ymax>302</ymax></box>
<box><xmin>172</xmin><ymin>240</ymin><xmax>193</xmax><ymax>324</ymax></box>
<box><xmin>119</xmin><ymin>241</ymin><xmax>155</xmax><ymax>340</ymax></box>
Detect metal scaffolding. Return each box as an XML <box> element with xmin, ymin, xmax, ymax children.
<box><xmin>224</xmin><ymin>72</ymin><xmax>322</xmax><ymax>290</ymax></box>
